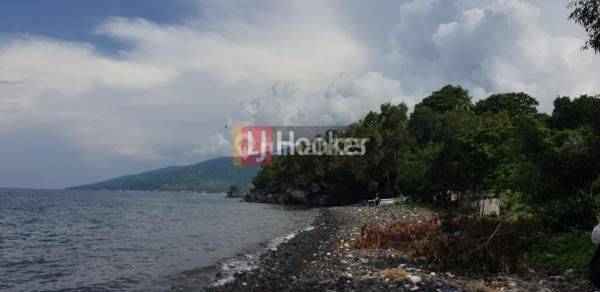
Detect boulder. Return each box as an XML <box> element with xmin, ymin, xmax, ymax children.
<box><xmin>226</xmin><ymin>186</ymin><xmax>243</xmax><ymax>198</ymax></box>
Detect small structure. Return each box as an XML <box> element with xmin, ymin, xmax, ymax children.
<box><xmin>379</xmin><ymin>196</ymin><xmax>409</xmax><ymax>206</ymax></box>
<box><xmin>460</xmin><ymin>191</ymin><xmax>503</xmax><ymax>216</ymax></box>
<box><xmin>425</xmin><ymin>186</ymin><xmax>504</xmax><ymax>216</ymax></box>
<box><xmin>474</xmin><ymin>198</ymin><xmax>502</xmax><ymax>216</ymax></box>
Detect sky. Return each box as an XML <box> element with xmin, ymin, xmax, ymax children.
<box><xmin>0</xmin><ymin>0</ymin><xmax>599</xmax><ymax>189</ymax></box>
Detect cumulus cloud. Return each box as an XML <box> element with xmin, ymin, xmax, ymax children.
<box><xmin>95</xmin><ymin>1</ymin><xmax>367</xmax><ymax>92</ymax></box>
<box><xmin>243</xmin><ymin>72</ymin><xmax>409</xmax><ymax>125</ymax></box>
<box><xmin>386</xmin><ymin>0</ymin><xmax>600</xmax><ymax>110</ymax></box>
<box><xmin>0</xmin><ymin>0</ymin><xmax>369</xmax><ymax>169</ymax></box>
<box><xmin>190</xmin><ymin>133</ymin><xmax>231</xmax><ymax>157</ymax></box>
<box><xmin>0</xmin><ymin>38</ymin><xmax>177</xmax><ymax>94</ymax></box>
<box><xmin>1</xmin><ymin>0</ymin><xmax>600</xmax><ymax>188</ymax></box>
<box><xmin>0</xmin><ymin>37</ymin><xmax>181</xmax><ymax>163</ymax></box>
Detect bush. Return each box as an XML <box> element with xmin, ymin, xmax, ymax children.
<box><xmin>501</xmin><ymin>190</ymin><xmax>598</xmax><ymax>230</ymax></box>
<box><xmin>536</xmin><ymin>198</ymin><xmax>598</xmax><ymax>231</ymax></box>
<box><xmin>520</xmin><ymin>231</ymin><xmax>596</xmax><ymax>271</ymax></box>
<box><xmin>356</xmin><ymin>216</ymin><xmax>439</xmax><ymax>250</ymax></box>
<box><xmin>357</xmin><ymin>214</ymin><xmax>535</xmax><ymax>274</ymax></box>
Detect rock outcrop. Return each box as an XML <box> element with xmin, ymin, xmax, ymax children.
<box><xmin>244</xmin><ymin>183</ymin><xmax>357</xmax><ymax>206</ymax></box>
<box><xmin>226</xmin><ymin>186</ymin><xmax>243</xmax><ymax>198</ymax></box>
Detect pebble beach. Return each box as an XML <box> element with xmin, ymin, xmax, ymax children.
<box><xmin>204</xmin><ymin>206</ymin><xmax>592</xmax><ymax>291</ymax></box>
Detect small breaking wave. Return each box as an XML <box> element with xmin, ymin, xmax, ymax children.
<box><xmin>211</xmin><ymin>224</ymin><xmax>315</xmax><ymax>287</ymax></box>
<box><xmin>212</xmin><ymin>253</ymin><xmax>260</xmax><ymax>286</ymax></box>
<box><xmin>268</xmin><ymin>224</ymin><xmax>315</xmax><ymax>251</ymax></box>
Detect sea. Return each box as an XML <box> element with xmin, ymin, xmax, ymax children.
<box><xmin>0</xmin><ymin>188</ymin><xmax>317</xmax><ymax>291</ymax></box>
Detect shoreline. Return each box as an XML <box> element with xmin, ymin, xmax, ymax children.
<box><xmin>200</xmin><ymin>206</ymin><xmax>591</xmax><ymax>291</ymax></box>
<box><xmin>203</xmin><ymin>206</ymin><xmax>459</xmax><ymax>291</ymax></box>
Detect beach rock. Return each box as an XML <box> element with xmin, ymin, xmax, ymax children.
<box><xmin>205</xmin><ymin>206</ymin><xmax>593</xmax><ymax>292</ymax></box>
<box><xmin>290</xmin><ymin>190</ymin><xmax>308</xmax><ymax>202</ymax></box>
<box><xmin>409</xmin><ymin>275</ymin><xmax>422</xmax><ymax>284</ymax></box>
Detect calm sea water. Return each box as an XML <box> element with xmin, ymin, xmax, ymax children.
<box><xmin>0</xmin><ymin>189</ymin><xmax>317</xmax><ymax>291</ymax></box>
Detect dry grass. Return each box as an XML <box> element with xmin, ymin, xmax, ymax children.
<box><xmin>379</xmin><ymin>267</ymin><xmax>408</xmax><ymax>278</ymax></box>
<box><xmin>356</xmin><ymin>216</ymin><xmax>439</xmax><ymax>249</ymax></box>
<box><xmin>453</xmin><ymin>280</ymin><xmax>499</xmax><ymax>292</ymax></box>
<box><xmin>357</xmin><ymin>214</ymin><xmax>534</xmax><ymax>274</ymax></box>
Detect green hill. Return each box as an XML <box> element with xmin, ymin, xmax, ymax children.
<box><xmin>69</xmin><ymin>157</ymin><xmax>259</xmax><ymax>193</ymax></box>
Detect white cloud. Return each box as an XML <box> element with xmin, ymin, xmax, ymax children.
<box><xmin>243</xmin><ymin>71</ymin><xmax>410</xmax><ymax>126</ymax></box>
<box><xmin>2</xmin><ymin>0</ymin><xmax>600</xmax><ymax>187</ymax></box>
<box><xmin>0</xmin><ymin>37</ymin><xmax>181</xmax><ymax>164</ymax></box>
<box><xmin>96</xmin><ymin>1</ymin><xmax>368</xmax><ymax>92</ymax></box>
<box><xmin>190</xmin><ymin>133</ymin><xmax>231</xmax><ymax>157</ymax></box>
<box><xmin>387</xmin><ymin>0</ymin><xmax>600</xmax><ymax>111</ymax></box>
<box><xmin>0</xmin><ymin>1</ymin><xmax>369</xmax><ymax>166</ymax></box>
<box><xmin>0</xmin><ymin>38</ymin><xmax>177</xmax><ymax>96</ymax></box>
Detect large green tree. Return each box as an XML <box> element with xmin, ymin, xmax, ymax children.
<box><xmin>474</xmin><ymin>92</ymin><xmax>538</xmax><ymax>117</ymax></box>
<box><xmin>551</xmin><ymin>95</ymin><xmax>600</xmax><ymax>130</ymax></box>
<box><xmin>251</xmin><ymin>85</ymin><xmax>600</xmax><ymax>230</ymax></box>
<box><xmin>569</xmin><ymin>0</ymin><xmax>600</xmax><ymax>53</ymax></box>
<box><xmin>418</xmin><ymin>85</ymin><xmax>471</xmax><ymax>113</ymax></box>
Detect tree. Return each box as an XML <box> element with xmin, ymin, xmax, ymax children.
<box><xmin>474</xmin><ymin>93</ymin><xmax>538</xmax><ymax>117</ymax></box>
<box><xmin>250</xmin><ymin>85</ymin><xmax>600</xmax><ymax>230</ymax></box>
<box><xmin>409</xmin><ymin>106</ymin><xmax>439</xmax><ymax>145</ymax></box>
<box><xmin>569</xmin><ymin>0</ymin><xmax>600</xmax><ymax>53</ymax></box>
<box><xmin>551</xmin><ymin>95</ymin><xmax>600</xmax><ymax>131</ymax></box>
<box><xmin>418</xmin><ymin>85</ymin><xmax>471</xmax><ymax>114</ymax></box>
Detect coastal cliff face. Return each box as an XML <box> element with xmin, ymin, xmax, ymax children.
<box><xmin>244</xmin><ymin>184</ymin><xmax>357</xmax><ymax>206</ymax></box>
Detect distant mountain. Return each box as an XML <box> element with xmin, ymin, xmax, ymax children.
<box><xmin>69</xmin><ymin>157</ymin><xmax>259</xmax><ymax>193</ymax></box>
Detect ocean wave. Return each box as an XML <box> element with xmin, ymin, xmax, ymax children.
<box><xmin>212</xmin><ymin>252</ymin><xmax>260</xmax><ymax>286</ymax></box>
<box><xmin>268</xmin><ymin>224</ymin><xmax>315</xmax><ymax>251</ymax></box>
<box><xmin>211</xmin><ymin>224</ymin><xmax>315</xmax><ymax>287</ymax></box>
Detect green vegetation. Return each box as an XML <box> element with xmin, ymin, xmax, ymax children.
<box><xmin>569</xmin><ymin>0</ymin><xmax>600</xmax><ymax>53</ymax></box>
<box><xmin>253</xmin><ymin>84</ymin><xmax>600</xmax><ymax>231</ymax></box>
<box><xmin>520</xmin><ymin>231</ymin><xmax>596</xmax><ymax>271</ymax></box>
<box><xmin>71</xmin><ymin>157</ymin><xmax>259</xmax><ymax>193</ymax></box>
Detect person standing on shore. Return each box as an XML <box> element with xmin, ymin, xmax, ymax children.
<box><xmin>367</xmin><ymin>193</ymin><xmax>381</xmax><ymax>207</ymax></box>
<box><xmin>590</xmin><ymin>224</ymin><xmax>600</xmax><ymax>287</ymax></box>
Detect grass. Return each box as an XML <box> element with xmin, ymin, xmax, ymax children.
<box><xmin>392</xmin><ymin>201</ymin><xmax>436</xmax><ymax>211</ymax></box>
<box><xmin>519</xmin><ymin>231</ymin><xmax>596</xmax><ymax>271</ymax></box>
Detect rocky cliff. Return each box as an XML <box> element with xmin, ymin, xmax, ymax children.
<box><xmin>244</xmin><ymin>184</ymin><xmax>357</xmax><ymax>206</ymax></box>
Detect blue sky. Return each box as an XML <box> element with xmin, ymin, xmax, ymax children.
<box><xmin>0</xmin><ymin>0</ymin><xmax>194</xmax><ymax>53</ymax></box>
<box><xmin>1</xmin><ymin>0</ymin><xmax>599</xmax><ymax>189</ymax></box>
<box><xmin>0</xmin><ymin>0</ymin><xmax>197</xmax><ymax>188</ymax></box>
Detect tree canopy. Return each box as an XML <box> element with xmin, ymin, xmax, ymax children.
<box><xmin>252</xmin><ymin>85</ymin><xmax>600</xmax><ymax>230</ymax></box>
<box><xmin>569</xmin><ymin>0</ymin><xmax>600</xmax><ymax>53</ymax></box>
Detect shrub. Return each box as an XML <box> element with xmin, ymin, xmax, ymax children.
<box><xmin>520</xmin><ymin>231</ymin><xmax>596</xmax><ymax>271</ymax></box>
<box><xmin>356</xmin><ymin>216</ymin><xmax>439</xmax><ymax>249</ymax></box>
<box><xmin>357</xmin><ymin>214</ymin><xmax>535</xmax><ymax>274</ymax></box>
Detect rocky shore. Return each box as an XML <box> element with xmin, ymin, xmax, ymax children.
<box><xmin>203</xmin><ymin>206</ymin><xmax>592</xmax><ymax>291</ymax></box>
